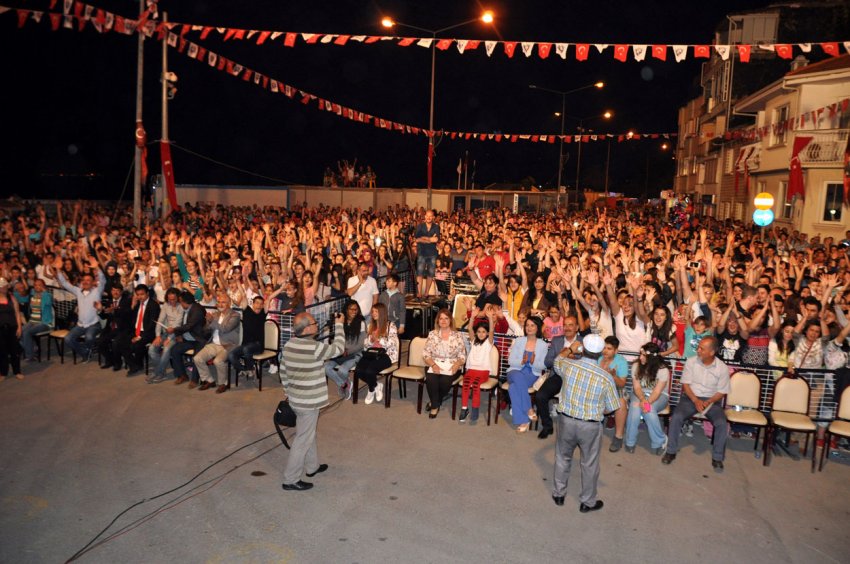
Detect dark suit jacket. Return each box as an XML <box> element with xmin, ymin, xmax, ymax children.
<box><xmin>131</xmin><ymin>298</ymin><xmax>161</xmax><ymax>344</ymax></box>
<box><xmin>101</xmin><ymin>291</ymin><xmax>133</xmax><ymax>334</ymax></box>
<box><xmin>174</xmin><ymin>302</ymin><xmax>209</xmax><ymax>345</ymax></box>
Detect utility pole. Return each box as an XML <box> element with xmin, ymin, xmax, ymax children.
<box><xmin>132</xmin><ymin>0</ymin><xmax>144</xmax><ymax>227</ymax></box>
<box><xmin>161</xmin><ymin>12</ymin><xmax>169</xmax><ymax>145</ymax></box>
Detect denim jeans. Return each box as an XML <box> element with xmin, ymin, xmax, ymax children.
<box><xmin>65</xmin><ymin>324</ymin><xmax>101</xmax><ymax>358</ymax></box>
<box><xmin>20</xmin><ymin>322</ymin><xmax>50</xmax><ymax>360</ymax></box>
<box><xmin>324</xmin><ymin>352</ymin><xmax>362</xmax><ymax>387</ymax></box>
<box><xmin>227</xmin><ymin>341</ymin><xmax>263</xmax><ymax>372</ymax></box>
<box><xmin>148</xmin><ymin>338</ymin><xmax>176</xmax><ymax>377</ymax></box>
<box><xmin>507</xmin><ymin>366</ymin><xmax>539</xmax><ymax>425</ymax></box>
<box><xmin>625</xmin><ymin>394</ymin><xmax>669</xmax><ymax>449</ymax></box>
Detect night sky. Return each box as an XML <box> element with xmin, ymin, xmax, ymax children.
<box><xmin>2</xmin><ymin>0</ymin><xmax>784</xmax><ymax>200</ymax></box>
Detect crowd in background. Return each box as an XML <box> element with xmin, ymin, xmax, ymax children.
<box><xmin>0</xmin><ymin>200</ymin><xmax>848</xmax><ymax>455</ymax></box>
<box><xmin>322</xmin><ymin>160</ymin><xmax>376</xmax><ymax>188</ymax></box>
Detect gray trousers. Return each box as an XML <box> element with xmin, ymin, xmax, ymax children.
<box><xmin>553</xmin><ymin>415</ymin><xmax>603</xmax><ymax>505</ymax></box>
<box><xmin>283</xmin><ymin>406</ymin><xmax>321</xmax><ymax>485</ymax></box>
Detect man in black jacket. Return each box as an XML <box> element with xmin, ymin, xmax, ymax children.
<box><xmin>97</xmin><ymin>283</ymin><xmax>132</xmax><ymax>371</ymax></box>
<box><xmin>116</xmin><ymin>284</ymin><xmax>161</xmax><ymax>376</ymax></box>
<box><xmin>168</xmin><ymin>291</ymin><xmax>208</xmax><ymax>386</ymax></box>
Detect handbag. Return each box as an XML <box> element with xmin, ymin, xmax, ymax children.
<box><xmin>273</xmin><ymin>399</ymin><xmax>297</xmax><ymax>449</ymax></box>
<box><xmin>361</xmin><ymin>347</ymin><xmax>387</xmax><ymax>361</ymax></box>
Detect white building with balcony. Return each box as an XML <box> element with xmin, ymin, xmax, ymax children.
<box><xmin>733</xmin><ymin>55</ymin><xmax>850</xmax><ymax>239</ymax></box>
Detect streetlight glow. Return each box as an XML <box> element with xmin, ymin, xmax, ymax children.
<box><xmin>603</xmin><ymin>111</ymin><xmax>612</xmax><ymax>119</ymax></box>
<box><xmin>594</xmin><ymin>82</ymin><xmax>604</xmax><ymax>89</ymax></box>
<box><xmin>481</xmin><ymin>10</ymin><xmax>495</xmax><ymax>23</ymax></box>
<box><xmin>381</xmin><ymin>17</ymin><xmax>394</xmax><ymax>28</ymax></box>
<box><xmin>661</xmin><ymin>142</ymin><xmax>669</xmax><ymax>150</ymax></box>
<box><xmin>554</xmin><ymin>112</ymin><xmax>562</xmax><ymax>117</ymax></box>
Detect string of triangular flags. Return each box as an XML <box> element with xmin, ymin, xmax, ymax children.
<box><xmin>50</xmin><ymin>0</ymin><xmax>850</xmax><ymax>63</ymax></box>
<box><xmin>11</xmin><ymin>1</ymin><xmax>850</xmax><ymax>63</ymax></box>
<box><xmin>5</xmin><ymin>3</ymin><xmax>848</xmax><ymax>145</ymax></box>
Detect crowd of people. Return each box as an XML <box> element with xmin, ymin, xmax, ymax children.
<box><xmin>322</xmin><ymin>160</ymin><xmax>376</xmax><ymax>188</ymax></box>
<box><xmin>1</xmin><ymin>199</ymin><xmax>849</xmax><ymax>499</ymax></box>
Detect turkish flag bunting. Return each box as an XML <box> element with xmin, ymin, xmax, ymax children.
<box><xmin>843</xmin><ymin>131</ymin><xmax>850</xmax><ymax>206</ymax></box>
<box><xmin>737</xmin><ymin>44</ymin><xmax>751</xmax><ymax>63</ymax></box>
<box><xmin>788</xmin><ymin>136</ymin><xmax>813</xmax><ymax>200</ymax></box>
<box><xmin>652</xmin><ymin>45</ymin><xmax>666</xmax><ymax>60</ymax></box>
<box><xmin>256</xmin><ymin>31</ymin><xmax>271</xmax><ymax>45</ymax></box>
<box><xmin>495</xmin><ymin>134</ymin><xmax>502</xmax><ymax>142</ymax></box>
<box><xmin>364</xmin><ymin>36</ymin><xmax>381</xmax><ymax>43</ymax></box>
<box><xmin>49</xmin><ymin>12</ymin><xmax>61</xmax><ymax>30</ymax></box>
<box><xmin>531</xmin><ymin>135</ymin><xmax>539</xmax><ymax>143</ymax></box>
<box><xmin>504</xmin><ymin>42</ymin><xmax>518</xmax><ymax>57</ymax></box>
<box><xmin>465</xmin><ymin>40</ymin><xmax>480</xmax><ymax>50</ymax></box>
<box><xmin>16</xmin><ymin>10</ymin><xmax>28</xmax><ymax>27</ymax></box>
<box><xmin>49</xmin><ymin>0</ymin><xmax>57</xmax><ymax>8</ymax></box>
<box><xmin>575</xmin><ymin>44</ymin><xmax>589</xmax><ymax>61</ymax></box>
<box><xmin>613</xmin><ymin>45</ymin><xmax>629</xmax><ymax>62</ymax></box>
<box><xmin>200</xmin><ymin>27</ymin><xmax>212</xmax><ymax>40</ymax></box>
<box><xmin>436</xmin><ymin>39</ymin><xmax>452</xmax><ymax>50</ymax></box>
<box><xmin>821</xmin><ymin>42</ymin><xmax>839</xmax><ymax>57</ymax></box>
<box><xmin>548</xmin><ymin>136</ymin><xmax>556</xmax><ymax>144</ymax></box>
<box><xmin>223</xmin><ymin>29</ymin><xmax>236</xmax><ymax>41</ymax></box>
<box><xmin>398</xmin><ymin>37</ymin><xmax>415</xmax><ymax>46</ymax></box>
<box><xmin>234</xmin><ymin>29</ymin><xmax>245</xmax><ymax>40</ymax></box>
<box><xmin>180</xmin><ymin>24</ymin><xmax>190</xmax><ymax>37</ymax></box>
<box><xmin>304</xmin><ymin>34</ymin><xmax>322</xmax><ymax>44</ymax></box>
<box><xmin>538</xmin><ymin>43</ymin><xmax>552</xmax><ymax>59</ymax></box>
<box><xmin>334</xmin><ymin>35</ymin><xmax>350</xmax><ymax>45</ymax></box>
<box><xmin>775</xmin><ymin>44</ymin><xmax>792</xmax><ymax>59</ymax></box>
<box><xmin>694</xmin><ymin>45</ymin><xmax>710</xmax><ymax>58</ymax></box>
<box><xmin>242</xmin><ymin>69</ymin><xmax>251</xmax><ymax>81</ymax></box>
<box><xmin>284</xmin><ymin>32</ymin><xmax>296</xmax><ymax>47</ymax></box>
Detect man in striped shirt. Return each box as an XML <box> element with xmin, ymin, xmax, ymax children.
<box><xmin>280</xmin><ymin>311</ymin><xmax>345</xmax><ymax>491</ymax></box>
<box><xmin>552</xmin><ymin>334</ymin><xmax>620</xmax><ymax>513</ymax></box>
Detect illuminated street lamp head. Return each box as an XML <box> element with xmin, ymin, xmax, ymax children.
<box><xmin>661</xmin><ymin>142</ymin><xmax>669</xmax><ymax>150</ymax></box>
<box><xmin>554</xmin><ymin>112</ymin><xmax>562</xmax><ymax>117</ymax></box>
<box><xmin>381</xmin><ymin>17</ymin><xmax>394</xmax><ymax>28</ymax></box>
<box><xmin>603</xmin><ymin>111</ymin><xmax>612</xmax><ymax>119</ymax></box>
<box><xmin>627</xmin><ymin>130</ymin><xmax>635</xmax><ymax>139</ymax></box>
<box><xmin>481</xmin><ymin>10</ymin><xmax>495</xmax><ymax>23</ymax></box>
<box><xmin>594</xmin><ymin>82</ymin><xmax>604</xmax><ymax>89</ymax></box>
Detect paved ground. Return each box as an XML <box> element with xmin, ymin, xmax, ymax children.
<box><xmin>1</xmin><ymin>355</ymin><xmax>849</xmax><ymax>564</ymax></box>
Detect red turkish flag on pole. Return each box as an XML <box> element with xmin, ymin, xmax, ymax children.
<box><xmin>788</xmin><ymin>136</ymin><xmax>813</xmax><ymax>201</ymax></box>
<box><xmin>160</xmin><ymin>141</ymin><xmax>179</xmax><ymax>214</ymax></box>
<box><xmin>737</xmin><ymin>44</ymin><xmax>751</xmax><ymax>63</ymax></box>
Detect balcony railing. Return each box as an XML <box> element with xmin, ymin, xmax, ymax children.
<box><xmin>797</xmin><ymin>129</ymin><xmax>849</xmax><ymax>167</ymax></box>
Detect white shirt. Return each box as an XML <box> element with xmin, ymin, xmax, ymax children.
<box><xmin>467</xmin><ymin>340</ymin><xmax>494</xmax><ymax>372</ymax></box>
<box><xmin>347</xmin><ymin>275</ymin><xmax>378</xmax><ymax>319</ymax></box>
<box><xmin>614</xmin><ymin>310</ymin><xmax>646</xmax><ymax>353</ymax></box>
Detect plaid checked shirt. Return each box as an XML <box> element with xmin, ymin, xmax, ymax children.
<box><xmin>553</xmin><ymin>356</ymin><xmax>620</xmax><ymax>422</ymax></box>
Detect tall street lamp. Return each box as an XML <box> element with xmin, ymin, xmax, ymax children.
<box><xmin>572</xmin><ymin>111</ymin><xmax>613</xmax><ymax>208</ymax></box>
<box><xmin>382</xmin><ymin>11</ymin><xmax>494</xmax><ymax>209</ymax></box>
<box><xmin>528</xmin><ymin>82</ymin><xmax>604</xmax><ymax>209</ymax></box>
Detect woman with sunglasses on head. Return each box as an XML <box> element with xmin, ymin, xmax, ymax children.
<box><xmin>624</xmin><ymin>342</ymin><xmax>671</xmax><ymax>455</ymax></box>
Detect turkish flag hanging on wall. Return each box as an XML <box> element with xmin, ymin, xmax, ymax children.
<box><xmin>160</xmin><ymin>141</ymin><xmax>179</xmax><ymax>212</ymax></box>
<box><xmin>787</xmin><ymin>136</ymin><xmax>813</xmax><ymax>201</ymax></box>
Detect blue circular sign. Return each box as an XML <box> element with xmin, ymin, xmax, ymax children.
<box><xmin>752</xmin><ymin>208</ymin><xmax>774</xmax><ymax>227</ymax></box>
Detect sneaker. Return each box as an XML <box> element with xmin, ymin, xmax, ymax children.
<box><xmin>609</xmin><ymin>436</ymin><xmax>623</xmax><ymax>453</ymax></box>
<box><xmin>683</xmin><ymin>422</ymin><xmax>694</xmax><ymax>438</ymax></box>
<box><xmin>365</xmin><ymin>390</ymin><xmax>376</xmax><ymax>405</ymax></box>
<box><xmin>656</xmin><ymin>436</ymin><xmax>669</xmax><ymax>456</ymax></box>
<box><xmin>459</xmin><ymin>408</ymin><xmax>469</xmax><ymax>423</ymax></box>
<box><xmin>471</xmin><ymin>407</ymin><xmax>479</xmax><ymax>421</ymax></box>
<box><xmin>268</xmin><ymin>364</ymin><xmax>279</xmax><ymax>374</ymax></box>
<box><xmin>149</xmin><ymin>374</ymin><xmax>167</xmax><ymax>384</ymax></box>
<box><xmin>374</xmin><ymin>383</ymin><xmax>384</xmax><ymax>402</ymax></box>
<box><xmin>625</xmin><ymin>445</ymin><xmax>636</xmax><ymax>454</ymax></box>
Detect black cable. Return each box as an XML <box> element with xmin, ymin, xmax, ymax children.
<box><xmin>111</xmin><ymin>156</ymin><xmax>136</xmax><ymax>225</ymax></box>
<box><xmin>169</xmin><ymin>142</ymin><xmax>300</xmax><ymax>185</ymax></box>
<box><xmin>65</xmin><ymin>374</ymin><xmax>360</xmax><ymax>563</ymax></box>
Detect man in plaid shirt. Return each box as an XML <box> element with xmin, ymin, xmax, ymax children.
<box><xmin>552</xmin><ymin>334</ymin><xmax>620</xmax><ymax>513</ymax></box>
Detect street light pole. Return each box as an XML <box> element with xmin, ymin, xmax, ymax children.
<box><xmin>133</xmin><ymin>0</ymin><xmax>144</xmax><ymax>228</ymax></box>
<box><xmin>575</xmin><ymin>118</ymin><xmax>584</xmax><ymax>209</ymax></box>
<box><xmin>556</xmin><ymin>93</ymin><xmax>565</xmax><ymax>208</ymax></box>
<box><xmin>382</xmin><ymin>12</ymin><xmax>494</xmax><ymax>210</ymax></box>
<box><xmin>604</xmin><ymin>138</ymin><xmax>611</xmax><ymax>193</ymax></box>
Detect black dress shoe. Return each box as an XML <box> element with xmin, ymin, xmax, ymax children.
<box><xmin>198</xmin><ymin>382</ymin><xmax>213</xmax><ymax>391</ymax></box>
<box><xmin>306</xmin><ymin>464</ymin><xmax>328</xmax><ymax>477</ymax></box>
<box><xmin>126</xmin><ymin>367</ymin><xmax>142</xmax><ymax>377</ymax></box>
<box><xmin>112</xmin><ymin>365</ymin><xmax>122</xmax><ymax>372</ymax></box>
<box><xmin>661</xmin><ymin>453</ymin><xmax>676</xmax><ymax>465</ymax></box>
<box><xmin>281</xmin><ymin>480</ymin><xmax>313</xmax><ymax>491</ymax></box>
<box><xmin>538</xmin><ymin>427</ymin><xmax>553</xmax><ymax>440</ymax></box>
<box><xmin>552</xmin><ymin>495</ymin><xmax>565</xmax><ymax>506</ymax></box>
<box><xmin>100</xmin><ymin>364</ymin><xmax>112</xmax><ymax>370</ymax></box>
<box><xmin>579</xmin><ymin>500</ymin><xmax>604</xmax><ymax>513</ymax></box>
<box><xmin>712</xmin><ymin>459</ymin><xmax>724</xmax><ymax>473</ymax></box>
